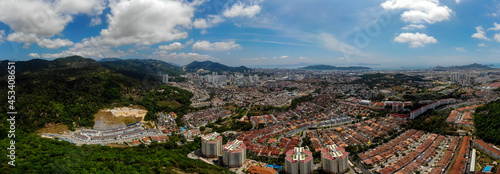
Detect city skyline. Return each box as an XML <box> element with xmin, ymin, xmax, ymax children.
<box><xmin>0</xmin><ymin>0</ymin><xmax>500</xmax><ymax>68</ymax></box>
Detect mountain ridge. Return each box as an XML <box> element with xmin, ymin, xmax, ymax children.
<box><xmin>184</xmin><ymin>60</ymin><xmax>251</xmax><ymax>73</ymax></box>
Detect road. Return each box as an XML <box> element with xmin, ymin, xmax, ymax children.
<box><xmin>438</xmin><ymin>100</ymin><xmax>482</xmax><ymax>111</ymax></box>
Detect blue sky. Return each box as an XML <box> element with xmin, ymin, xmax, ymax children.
<box><xmin>0</xmin><ymin>0</ymin><xmax>499</xmax><ymax>68</ymax></box>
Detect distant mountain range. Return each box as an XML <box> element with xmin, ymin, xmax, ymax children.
<box><xmin>184</xmin><ymin>60</ymin><xmax>251</xmax><ymax>73</ymax></box>
<box><xmin>432</xmin><ymin>63</ymin><xmax>494</xmax><ymax>71</ymax></box>
<box><xmin>299</xmin><ymin>64</ymin><xmax>371</xmax><ymax>71</ymax></box>
<box><xmin>0</xmin><ymin>56</ymin><xmax>184</xmax><ymax>82</ymax></box>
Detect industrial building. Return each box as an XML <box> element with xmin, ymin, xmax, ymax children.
<box><xmin>222</xmin><ymin>140</ymin><xmax>246</xmax><ymax>168</ymax></box>
<box><xmin>285</xmin><ymin>147</ymin><xmax>313</xmax><ymax>174</ymax></box>
<box><xmin>201</xmin><ymin>132</ymin><xmax>222</xmax><ymax>158</ymax></box>
<box><xmin>321</xmin><ymin>144</ymin><xmax>349</xmax><ymax>174</ymax></box>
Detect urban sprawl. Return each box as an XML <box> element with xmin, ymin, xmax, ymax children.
<box><xmin>42</xmin><ymin>68</ymin><xmax>500</xmax><ymax>174</ymax></box>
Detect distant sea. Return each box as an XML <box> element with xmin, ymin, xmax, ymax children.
<box><xmin>488</xmin><ymin>63</ymin><xmax>500</xmax><ymax>69</ymax></box>
<box><xmin>251</xmin><ymin>63</ymin><xmax>500</xmax><ymax>71</ymax></box>
<box><xmin>251</xmin><ymin>65</ymin><xmax>430</xmax><ymax>71</ymax></box>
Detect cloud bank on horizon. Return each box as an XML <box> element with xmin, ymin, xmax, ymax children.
<box><xmin>0</xmin><ymin>0</ymin><xmax>499</xmax><ymax>67</ymax></box>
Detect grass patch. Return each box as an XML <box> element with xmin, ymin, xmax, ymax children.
<box><xmin>157</xmin><ymin>100</ymin><xmax>182</xmax><ymax>108</ymax></box>
<box><xmin>35</xmin><ymin>123</ymin><xmax>70</xmax><ymax>134</ymax></box>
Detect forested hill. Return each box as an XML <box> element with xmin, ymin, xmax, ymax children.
<box><xmin>0</xmin><ymin>56</ymin><xmax>101</xmax><ymax>75</ymax></box>
<box><xmin>184</xmin><ymin>60</ymin><xmax>251</xmax><ymax>73</ymax></box>
<box><xmin>100</xmin><ymin>58</ymin><xmax>184</xmax><ymax>81</ymax></box>
<box><xmin>0</xmin><ymin>56</ymin><xmax>234</xmax><ymax>173</ymax></box>
<box><xmin>0</xmin><ymin>56</ymin><xmax>184</xmax><ymax>132</ymax></box>
<box><xmin>474</xmin><ymin>99</ymin><xmax>500</xmax><ymax>145</ymax></box>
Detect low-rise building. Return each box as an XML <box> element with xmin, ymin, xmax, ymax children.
<box><xmin>91</xmin><ymin>135</ymin><xmax>118</xmax><ymax>141</ymax></box>
<box><xmin>81</xmin><ymin>129</ymin><xmax>100</xmax><ymax>137</ymax></box>
<box><xmin>73</xmin><ymin>133</ymin><xmax>90</xmax><ymax>141</ymax></box>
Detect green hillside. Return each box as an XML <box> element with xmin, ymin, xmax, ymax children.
<box><xmin>0</xmin><ymin>56</ymin><xmax>191</xmax><ymax>132</ymax></box>
<box><xmin>0</xmin><ymin>56</ymin><xmax>231</xmax><ymax>173</ymax></box>
<box><xmin>474</xmin><ymin>99</ymin><xmax>500</xmax><ymax>144</ymax></box>
<box><xmin>100</xmin><ymin>58</ymin><xmax>185</xmax><ymax>81</ymax></box>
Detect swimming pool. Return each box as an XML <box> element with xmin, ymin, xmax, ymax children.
<box><xmin>484</xmin><ymin>166</ymin><xmax>492</xmax><ymax>172</ymax></box>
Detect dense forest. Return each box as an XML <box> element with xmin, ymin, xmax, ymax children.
<box><xmin>406</xmin><ymin>108</ymin><xmax>458</xmax><ymax>136</ymax></box>
<box><xmin>474</xmin><ymin>99</ymin><xmax>500</xmax><ymax>144</ymax></box>
<box><xmin>139</xmin><ymin>85</ymin><xmax>194</xmax><ymax>125</ymax></box>
<box><xmin>0</xmin><ymin>56</ymin><xmax>233</xmax><ymax>173</ymax></box>
<box><xmin>0</xmin><ymin>56</ymin><xmax>189</xmax><ymax>132</ymax></box>
<box><xmin>100</xmin><ymin>58</ymin><xmax>185</xmax><ymax>81</ymax></box>
<box><xmin>0</xmin><ymin>130</ymin><xmax>232</xmax><ymax>173</ymax></box>
<box><xmin>0</xmin><ymin>57</ymin><xmax>142</xmax><ymax>132</ymax></box>
<box><xmin>354</xmin><ymin>73</ymin><xmax>427</xmax><ymax>88</ymax></box>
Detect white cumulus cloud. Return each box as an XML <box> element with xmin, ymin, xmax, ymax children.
<box><xmin>7</xmin><ymin>32</ymin><xmax>73</xmax><ymax>49</ymax></box>
<box><xmin>28</xmin><ymin>53</ymin><xmax>40</xmax><ymax>58</ymax></box>
<box><xmin>381</xmin><ymin>0</ymin><xmax>452</xmax><ymax>24</ymax></box>
<box><xmin>36</xmin><ymin>38</ymin><xmax>74</xmax><ymax>49</ymax></box>
<box><xmin>0</xmin><ymin>0</ymin><xmax>72</xmax><ymax>37</ymax></box>
<box><xmin>495</xmin><ymin>33</ymin><xmax>500</xmax><ymax>42</ymax></box>
<box><xmin>192</xmin><ymin>40</ymin><xmax>241</xmax><ymax>51</ymax></box>
<box><xmin>193</xmin><ymin>15</ymin><xmax>224</xmax><ymax>29</ymax></box>
<box><xmin>90</xmin><ymin>17</ymin><xmax>102</xmax><ymax>26</ymax></box>
<box><xmin>488</xmin><ymin>23</ymin><xmax>500</xmax><ymax>31</ymax></box>
<box><xmin>478</xmin><ymin>42</ymin><xmax>487</xmax><ymax>47</ymax></box>
<box><xmin>148</xmin><ymin>52</ymin><xmax>213</xmax><ymax>65</ymax></box>
<box><xmin>0</xmin><ymin>0</ymin><xmax>71</xmax><ymax>37</ymax></box>
<box><xmin>471</xmin><ymin>26</ymin><xmax>490</xmax><ymax>41</ymax></box>
<box><xmin>37</xmin><ymin>38</ymin><xmax>74</xmax><ymax>49</ymax></box>
<box><xmin>402</xmin><ymin>24</ymin><xmax>426</xmax><ymax>30</ymax></box>
<box><xmin>455</xmin><ymin>47</ymin><xmax>465</xmax><ymax>51</ymax></box>
<box><xmin>0</xmin><ymin>0</ymin><xmax>105</xmax><ymax>37</ymax></box>
<box><xmin>0</xmin><ymin>0</ymin><xmax>106</xmax><ymax>48</ymax></box>
<box><xmin>159</xmin><ymin>42</ymin><xmax>184</xmax><ymax>51</ymax></box>
<box><xmin>223</xmin><ymin>2</ymin><xmax>261</xmax><ymax>18</ymax></box>
<box><xmin>42</xmin><ymin>37</ymin><xmax>122</xmax><ymax>58</ymax></box>
<box><xmin>55</xmin><ymin>0</ymin><xmax>106</xmax><ymax>16</ymax></box>
<box><xmin>99</xmin><ymin>0</ymin><xmax>196</xmax><ymax>46</ymax></box>
<box><xmin>159</xmin><ymin>39</ymin><xmax>193</xmax><ymax>50</ymax></box>
<box><xmin>394</xmin><ymin>32</ymin><xmax>437</xmax><ymax>47</ymax></box>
